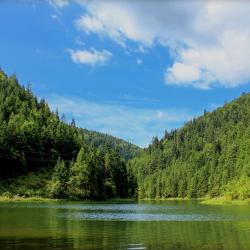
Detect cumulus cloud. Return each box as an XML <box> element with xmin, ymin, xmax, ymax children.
<box><xmin>47</xmin><ymin>95</ymin><xmax>193</xmax><ymax>147</ymax></box>
<box><xmin>166</xmin><ymin>63</ymin><xmax>201</xmax><ymax>83</ymax></box>
<box><xmin>67</xmin><ymin>48</ymin><xmax>112</xmax><ymax>66</ymax></box>
<box><xmin>167</xmin><ymin>29</ymin><xmax>250</xmax><ymax>88</ymax></box>
<box><xmin>75</xmin><ymin>1</ymin><xmax>197</xmax><ymax>47</ymax></box>
<box><xmin>74</xmin><ymin>0</ymin><xmax>250</xmax><ymax>89</ymax></box>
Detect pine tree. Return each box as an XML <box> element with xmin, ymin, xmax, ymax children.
<box><xmin>68</xmin><ymin>147</ymin><xmax>93</xmax><ymax>199</ymax></box>
<box><xmin>47</xmin><ymin>158</ymin><xmax>68</xmax><ymax>198</ymax></box>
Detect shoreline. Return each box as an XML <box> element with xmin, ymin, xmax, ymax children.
<box><xmin>139</xmin><ymin>197</ymin><xmax>203</xmax><ymax>201</ymax></box>
<box><xmin>200</xmin><ymin>197</ymin><xmax>250</xmax><ymax>205</ymax></box>
<box><xmin>140</xmin><ymin>197</ymin><xmax>250</xmax><ymax>205</ymax></box>
<box><xmin>0</xmin><ymin>195</ymin><xmax>60</xmax><ymax>202</ymax></box>
<box><xmin>0</xmin><ymin>195</ymin><xmax>135</xmax><ymax>203</ymax></box>
<box><xmin>0</xmin><ymin>195</ymin><xmax>249</xmax><ymax>205</ymax></box>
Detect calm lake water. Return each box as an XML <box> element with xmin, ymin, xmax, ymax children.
<box><xmin>0</xmin><ymin>200</ymin><xmax>250</xmax><ymax>249</ymax></box>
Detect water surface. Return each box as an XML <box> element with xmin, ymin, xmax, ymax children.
<box><xmin>0</xmin><ymin>200</ymin><xmax>250</xmax><ymax>249</ymax></box>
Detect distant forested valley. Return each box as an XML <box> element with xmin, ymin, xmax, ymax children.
<box><xmin>0</xmin><ymin>69</ymin><xmax>250</xmax><ymax>200</ymax></box>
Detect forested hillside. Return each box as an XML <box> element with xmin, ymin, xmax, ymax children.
<box><xmin>0</xmin><ymin>70</ymin><xmax>139</xmax><ymax>199</ymax></box>
<box><xmin>128</xmin><ymin>93</ymin><xmax>250</xmax><ymax>200</ymax></box>
<box><xmin>81</xmin><ymin>129</ymin><xmax>139</xmax><ymax>161</ymax></box>
<box><xmin>1</xmin><ymin>68</ymin><xmax>249</xmax><ymax>201</ymax></box>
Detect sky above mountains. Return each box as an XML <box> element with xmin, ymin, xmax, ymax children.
<box><xmin>1</xmin><ymin>0</ymin><xmax>250</xmax><ymax>146</ymax></box>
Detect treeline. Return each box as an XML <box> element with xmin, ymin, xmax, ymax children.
<box><xmin>3</xmin><ymin>68</ymin><xmax>249</xmax><ymax>201</ymax></box>
<box><xmin>47</xmin><ymin>147</ymin><xmax>127</xmax><ymax>199</ymax></box>
<box><xmin>0</xmin><ymin>70</ymin><xmax>139</xmax><ymax>199</ymax></box>
<box><xmin>81</xmin><ymin>129</ymin><xmax>139</xmax><ymax>161</ymax></box>
<box><xmin>129</xmin><ymin>93</ymin><xmax>250</xmax><ymax>200</ymax></box>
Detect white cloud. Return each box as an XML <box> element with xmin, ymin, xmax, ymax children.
<box><xmin>75</xmin><ymin>2</ymin><xmax>157</xmax><ymax>47</ymax></box>
<box><xmin>166</xmin><ymin>63</ymin><xmax>201</xmax><ymax>84</ymax></box>
<box><xmin>67</xmin><ymin>48</ymin><xmax>112</xmax><ymax>66</ymax></box>
<box><xmin>74</xmin><ymin>0</ymin><xmax>250</xmax><ymax>89</ymax></box>
<box><xmin>49</xmin><ymin>0</ymin><xmax>69</xmax><ymax>8</ymax></box>
<box><xmin>167</xmin><ymin>29</ymin><xmax>250</xmax><ymax>88</ymax></box>
<box><xmin>76</xmin><ymin>15</ymin><xmax>104</xmax><ymax>35</ymax></box>
<box><xmin>47</xmin><ymin>95</ymin><xmax>194</xmax><ymax>147</ymax></box>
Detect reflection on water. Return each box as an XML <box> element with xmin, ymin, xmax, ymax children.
<box><xmin>0</xmin><ymin>200</ymin><xmax>250</xmax><ymax>249</ymax></box>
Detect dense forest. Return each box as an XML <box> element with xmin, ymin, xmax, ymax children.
<box><xmin>0</xmin><ymin>70</ymin><xmax>139</xmax><ymax>199</ymax></box>
<box><xmin>1</xmin><ymin>69</ymin><xmax>250</xmax><ymax>201</ymax></box>
<box><xmin>128</xmin><ymin>93</ymin><xmax>250</xmax><ymax>200</ymax></box>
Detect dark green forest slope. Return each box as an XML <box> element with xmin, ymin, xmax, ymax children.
<box><xmin>0</xmin><ymin>70</ymin><xmax>139</xmax><ymax>199</ymax></box>
<box><xmin>128</xmin><ymin>93</ymin><xmax>250</xmax><ymax>200</ymax></box>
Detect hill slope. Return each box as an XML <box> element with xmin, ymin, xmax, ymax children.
<box><xmin>0</xmin><ymin>70</ymin><xmax>139</xmax><ymax>199</ymax></box>
<box><xmin>128</xmin><ymin>93</ymin><xmax>250</xmax><ymax>200</ymax></box>
<box><xmin>81</xmin><ymin>128</ymin><xmax>139</xmax><ymax>161</ymax></box>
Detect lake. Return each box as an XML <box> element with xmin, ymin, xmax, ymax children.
<box><xmin>0</xmin><ymin>200</ymin><xmax>250</xmax><ymax>249</ymax></box>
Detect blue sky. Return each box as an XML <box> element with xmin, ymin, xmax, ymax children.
<box><xmin>1</xmin><ymin>0</ymin><xmax>250</xmax><ymax>147</ymax></box>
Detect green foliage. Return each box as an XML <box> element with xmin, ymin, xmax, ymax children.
<box><xmin>223</xmin><ymin>176</ymin><xmax>250</xmax><ymax>200</ymax></box>
<box><xmin>2</xmin><ymin>191</ymin><xmax>13</xmax><ymax>199</ymax></box>
<box><xmin>68</xmin><ymin>147</ymin><xmax>94</xmax><ymax>199</ymax></box>
<box><xmin>67</xmin><ymin>147</ymin><xmax>127</xmax><ymax>200</ymax></box>
<box><xmin>0</xmin><ymin>171</ymin><xmax>50</xmax><ymax>198</ymax></box>
<box><xmin>47</xmin><ymin>158</ymin><xmax>68</xmax><ymax>198</ymax></box>
<box><xmin>81</xmin><ymin>129</ymin><xmax>140</xmax><ymax>161</ymax></box>
<box><xmin>128</xmin><ymin>92</ymin><xmax>250</xmax><ymax>200</ymax></box>
<box><xmin>0</xmin><ymin>71</ymin><xmax>139</xmax><ymax>200</ymax></box>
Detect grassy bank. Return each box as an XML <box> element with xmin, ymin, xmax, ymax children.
<box><xmin>139</xmin><ymin>197</ymin><xmax>193</xmax><ymax>201</ymax></box>
<box><xmin>0</xmin><ymin>192</ymin><xmax>249</xmax><ymax>205</ymax></box>
<box><xmin>0</xmin><ymin>195</ymin><xmax>60</xmax><ymax>202</ymax></box>
<box><xmin>200</xmin><ymin>197</ymin><xmax>250</xmax><ymax>205</ymax></box>
<box><xmin>139</xmin><ymin>197</ymin><xmax>250</xmax><ymax>205</ymax></box>
<box><xmin>0</xmin><ymin>195</ymin><xmax>136</xmax><ymax>203</ymax></box>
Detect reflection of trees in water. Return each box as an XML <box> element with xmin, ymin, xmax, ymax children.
<box><xmin>0</xmin><ymin>203</ymin><xmax>250</xmax><ymax>250</ymax></box>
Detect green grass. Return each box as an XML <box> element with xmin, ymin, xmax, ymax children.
<box><xmin>139</xmin><ymin>196</ymin><xmax>250</xmax><ymax>205</ymax></box>
<box><xmin>139</xmin><ymin>197</ymin><xmax>191</xmax><ymax>201</ymax></box>
<box><xmin>200</xmin><ymin>197</ymin><xmax>250</xmax><ymax>205</ymax></box>
<box><xmin>0</xmin><ymin>195</ymin><xmax>59</xmax><ymax>202</ymax></box>
<box><xmin>0</xmin><ymin>196</ymin><xmax>136</xmax><ymax>203</ymax></box>
<box><xmin>1</xmin><ymin>194</ymin><xmax>249</xmax><ymax>205</ymax></box>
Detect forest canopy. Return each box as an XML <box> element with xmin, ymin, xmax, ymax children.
<box><xmin>1</xmin><ymin>69</ymin><xmax>250</xmax><ymax>201</ymax></box>
<box><xmin>0</xmin><ymin>70</ymin><xmax>139</xmax><ymax>199</ymax></box>
<box><xmin>128</xmin><ymin>92</ymin><xmax>250</xmax><ymax>200</ymax></box>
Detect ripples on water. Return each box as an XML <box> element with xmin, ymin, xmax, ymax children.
<box><xmin>4</xmin><ymin>202</ymin><xmax>250</xmax><ymax>221</ymax></box>
<box><xmin>1</xmin><ymin>201</ymin><xmax>250</xmax><ymax>249</ymax></box>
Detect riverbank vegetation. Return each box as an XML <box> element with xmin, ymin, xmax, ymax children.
<box><xmin>200</xmin><ymin>197</ymin><xmax>250</xmax><ymax>205</ymax></box>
